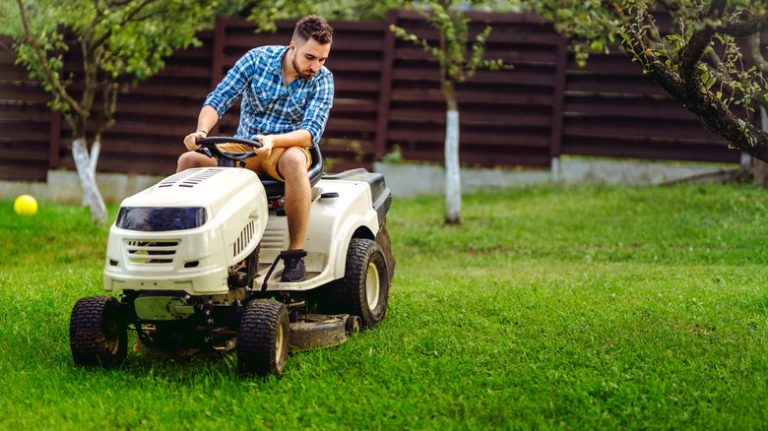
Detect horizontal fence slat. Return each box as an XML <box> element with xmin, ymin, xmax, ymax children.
<box><xmin>563</xmin><ymin>118</ymin><xmax>723</xmax><ymax>142</ymax></box>
<box><xmin>0</xmin><ymin>164</ymin><xmax>48</xmax><ymax>182</ymax></box>
<box><xmin>563</xmin><ymin>137</ymin><xmax>739</xmax><ymax>163</ymax></box>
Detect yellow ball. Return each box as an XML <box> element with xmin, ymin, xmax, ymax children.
<box><xmin>14</xmin><ymin>194</ymin><xmax>38</xmax><ymax>216</ymax></box>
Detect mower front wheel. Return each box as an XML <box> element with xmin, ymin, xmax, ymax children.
<box><xmin>69</xmin><ymin>296</ymin><xmax>127</xmax><ymax>368</ymax></box>
<box><xmin>336</xmin><ymin>238</ymin><xmax>390</xmax><ymax>328</ymax></box>
<box><xmin>237</xmin><ymin>299</ymin><xmax>290</xmax><ymax>377</ymax></box>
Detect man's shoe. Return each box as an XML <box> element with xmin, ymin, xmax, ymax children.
<box><xmin>281</xmin><ymin>249</ymin><xmax>306</xmax><ymax>282</ymax></box>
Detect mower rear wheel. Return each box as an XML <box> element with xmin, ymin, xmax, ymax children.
<box><xmin>69</xmin><ymin>296</ymin><xmax>127</xmax><ymax>368</ymax></box>
<box><xmin>336</xmin><ymin>238</ymin><xmax>390</xmax><ymax>328</ymax></box>
<box><xmin>237</xmin><ymin>299</ymin><xmax>289</xmax><ymax>377</ymax></box>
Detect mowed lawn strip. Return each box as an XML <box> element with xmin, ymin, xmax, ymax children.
<box><xmin>0</xmin><ymin>184</ymin><xmax>766</xmax><ymax>430</ymax></box>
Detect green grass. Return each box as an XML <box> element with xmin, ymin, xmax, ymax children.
<box><xmin>1</xmin><ymin>184</ymin><xmax>767</xmax><ymax>430</ymax></box>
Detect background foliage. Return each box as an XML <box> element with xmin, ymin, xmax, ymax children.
<box><xmin>532</xmin><ymin>0</ymin><xmax>768</xmax><ymax>161</ymax></box>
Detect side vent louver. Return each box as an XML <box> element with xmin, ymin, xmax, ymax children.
<box><xmin>234</xmin><ymin>220</ymin><xmax>255</xmax><ymax>257</ymax></box>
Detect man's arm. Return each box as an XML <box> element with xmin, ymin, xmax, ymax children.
<box><xmin>254</xmin><ymin>129</ymin><xmax>312</xmax><ymax>158</ymax></box>
<box><xmin>195</xmin><ymin>105</ymin><xmax>219</xmax><ymax>135</ymax></box>
<box><xmin>183</xmin><ymin>105</ymin><xmax>220</xmax><ymax>151</ymax></box>
<box><xmin>183</xmin><ymin>49</ymin><xmax>257</xmax><ymax>150</ymax></box>
<box><xmin>300</xmin><ymin>72</ymin><xmax>334</xmax><ymax>145</ymax></box>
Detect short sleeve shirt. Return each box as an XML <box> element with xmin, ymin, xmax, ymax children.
<box><xmin>204</xmin><ymin>45</ymin><xmax>334</xmax><ymax>145</ymax></box>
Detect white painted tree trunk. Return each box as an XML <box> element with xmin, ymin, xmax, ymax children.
<box><xmin>89</xmin><ymin>139</ymin><xmax>100</xmax><ymax>177</ymax></box>
<box><xmin>445</xmin><ymin>109</ymin><xmax>461</xmax><ymax>224</ymax></box>
<box><xmin>81</xmin><ymin>138</ymin><xmax>101</xmax><ymax>206</ymax></box>
<box><xmin>72</xmin><ymin>137</ymin><xmax>107</xmax><ymax>224</ymax></box>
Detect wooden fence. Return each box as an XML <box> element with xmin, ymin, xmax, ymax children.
<box><xmin>0</xmin><ymin>9</ymin><xmax>738</xmax><ymax>183</ymax></box>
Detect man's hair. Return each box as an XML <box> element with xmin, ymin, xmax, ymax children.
<box><xmin>293</xmin><ymin>15</ymin><xmax>333</xmax><ymax>45</ymax></box>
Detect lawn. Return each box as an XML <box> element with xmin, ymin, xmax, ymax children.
<box><xmin>1</xmin><ymin>184</ymin><xmax>767</xmax><ymax>430</ymax></box>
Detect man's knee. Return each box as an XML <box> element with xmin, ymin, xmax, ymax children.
<box><xmin>278</xmin><ymin>148</ymin><xmax>308</xmax><ymax>177</ymax></box>
<box><xmin>177</xmin><ymin>151</ymin><xmax>213</xmax><ymax>171</ymax></box>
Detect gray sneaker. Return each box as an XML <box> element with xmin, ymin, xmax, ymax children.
<box><xmin>281</xmin><ymin>249</ymin><xmax>307</xmax><ymax>282</ymax></box>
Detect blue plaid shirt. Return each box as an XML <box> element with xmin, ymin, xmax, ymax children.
<box><xmin>204</xmin><ymin>45</ymin><xmax>334</xmax><ymax>145</ymax></box>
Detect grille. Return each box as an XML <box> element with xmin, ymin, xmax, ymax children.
<box><xmin>125</xmin><ymin>239</ymin><xmax>180</xmax><ymax>264</ymax></box>
<box><xmin>234</xmin><ymin>220</ymin><xmax>255</xmax><ymax>257</ymax></box>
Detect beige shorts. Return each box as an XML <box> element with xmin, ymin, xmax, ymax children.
<box><xmin>217</xmin><ymin>144</ymin><xmax>311</xmax><ymax>181</ymax></box>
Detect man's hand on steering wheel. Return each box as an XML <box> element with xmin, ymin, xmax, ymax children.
<box><xmin>254</xmin><ymin>134</ymin><xmax>274</xmax><ymax>159</ymax></box>
<box><xmin>183</xmin><ymin>130</ymin><xmax>208</xmax><ymax>151</ymax></box>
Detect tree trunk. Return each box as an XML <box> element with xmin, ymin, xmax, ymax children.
<box><xmin>756</xmin><ymin>107</ymin><xmax>768</xmax><ymax>186</ymax></box>
<box><xmin>72</xmin><ymin>136</ymin><xmax>107</xmax><ymax>224</ymax></box>
<box><xmin>444</xmin><ymin>107</ymin><xmax>461</xmax><ymax>225</ymax></box>
<box><xmin>442</xmin><ymin>77</ymin><xmax>461</xmax><ymax>225</ymax></box>
<box><xmin>81</xmin><ymin>137</ymin><xmax>101</xmax><ymax>206</ymax></box>
<box><xmin>752</xmin><ymin>158</ymin><xmax>768</xmax><ymax>186</ymax></box>
<box><xmin>89</xmin><ymin>138</ymin><xmax>101</xmax><ymax>175</ymax></box>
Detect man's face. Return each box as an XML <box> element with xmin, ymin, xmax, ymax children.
<box><xmin>290</xmin><ymin>37</ymin><xmax>331</xmax><ymax>80</ymax></box>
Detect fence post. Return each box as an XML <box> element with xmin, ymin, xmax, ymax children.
<box><xmin>211</xmin><ymin>17</ymin><xmax>226</xmax><ymax>88</ymax></box>
<box><xmin>550</xmin><ymin>35</ymin><xmax>568</xmax><ymax>160</ymax></box>
<box><xmin>373</xmin><ymin>9</ymin><xmax>398</xmax><ymax>161</ymax></box>
<box><xmin>209</xmin><ymin>17</ymin><xmax>226</xmax><ymax>136</ymax></box>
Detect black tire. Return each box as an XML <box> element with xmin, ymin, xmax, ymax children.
<box><xmin>335</xmin><ymin>238</ymin><xmax>390</xmax><ymax>328</ymax></box>
<box><xmin>69</xmin><ymin>296</ymin><xmax>127</xmax><ymax>368</ymax></box>
<box><xmin>237</xmin><ymin>299</ymin><xmax>290</xmax><ymax>377</ymax></box>
<box><xmin>345</xmin><ymin>315</ymin><xmax>362</xmax><ymax>335</ymax></box>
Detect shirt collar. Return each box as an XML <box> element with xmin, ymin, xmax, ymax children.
<box><xmin>272</xmin><ymin>46</ymin><xmax>289</xmax><ymax>73</ymax></box>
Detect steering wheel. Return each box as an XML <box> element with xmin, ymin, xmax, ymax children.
<box><xmin>195</xmin><ymin>136</ymin><xmax>263</xmax><ymax>166</ymax></box>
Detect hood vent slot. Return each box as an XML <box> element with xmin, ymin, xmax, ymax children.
<box><xmin>157</xmin><ymin>168</ymin><xmax>224</xmax><ymax>188</ymax></box>
<box><xmin>179</xmin><ymin>168</ymin><xmax>224</xmax><ymax>188</ymax></box>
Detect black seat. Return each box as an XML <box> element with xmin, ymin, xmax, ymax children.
<box><xmin>261</xmin><ymin>144</ymin><xmax>324</xmax><ymax>197</ymax></box>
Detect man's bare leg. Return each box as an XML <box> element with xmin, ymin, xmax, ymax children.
<box><xmin>177</xmin><ymin>151</ymin><xmax>217</xmax><ymax>172</ymax></box>
<box><xmin>278</xmin><ymin>147</ymin><xmax>311</xmax><ymax>250</ymax></box>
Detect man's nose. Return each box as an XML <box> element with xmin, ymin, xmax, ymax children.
<box><xmin>310</xmin><ymin>62</ymin><xmax>319</xmax><ymax>72</ymax></box>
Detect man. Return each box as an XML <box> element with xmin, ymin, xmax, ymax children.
<box><xmin>177</xmin><ymin>15</ymin><xmax>334</xmax><ymax>282</ymax></box>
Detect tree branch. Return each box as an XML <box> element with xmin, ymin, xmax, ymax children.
<box><xmin>656</xmin><ymin>0</ymin><xmax>680</xmax><ymax>14</ymax></box>
<box><xmin>749</xmin><ymin>33</ymin><xmax>768</xmax><ymax>72</ymax></box>
<box><xmin>623</xmin><ymin>4</ymin><xmax>768</xmax><ymax>161</ymax></box>
<box><xmin>704</xmin><ymin>48</ymin><xmax>768</xmax><ymax>111</ymax></box>
<box><xmin>94</xmin><ymin>80</ymin><xmax>118</xmax><ymax>139</ymax></box>
<box><xmin>80</xmin><ymin>37</ymin><xmax>97</xmax><ymax>118</ymax></box>
<box><xmin>678</xmin><ymin>30</ymin><xmax>714</xmax><ymax>80</ymax></box>
<box><xmin>89</xmin><ymin>0</ymin><xmax>160</xmax><ymax>54</ymax></box>
<box><xmin>14</xmin><ymin>0</ymin><xmax>85</xmax><ymax>121</ymax></box>
<box><xmin>720</xmin><ymin>13</ymin><xmax>768</xmax><ymax>37</ymax></box>
<box><xmin>676</xmin><ymin>0</ymin><xmax>727</xmax><ymax>80</ymax></box>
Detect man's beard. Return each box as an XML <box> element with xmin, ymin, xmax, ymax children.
<box><xmin>292</xmin><ymin>56</ymin><xmax>315</xmax><ymax>80</ymax></box>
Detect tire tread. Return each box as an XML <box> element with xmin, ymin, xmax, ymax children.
<box><xmin>69</xmin><ymin>296</ymin><xmax>126</xmax><ymax>368</ymax></box>
<box><xmin>237</xmin><ymin>299</ymin><xmax>288</xmax><ymax>377</ymax></box>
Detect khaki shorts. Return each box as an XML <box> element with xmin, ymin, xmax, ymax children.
<box><xmin>216</xmin><ymin>144</ymin><xmax>311</xmax><ymax>182</ymax></box>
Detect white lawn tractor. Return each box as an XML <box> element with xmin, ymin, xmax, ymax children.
<box><xmin>68</xmin><ymin>137</ymin><xmax>395</xmax><ymax>376</ymax></box>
